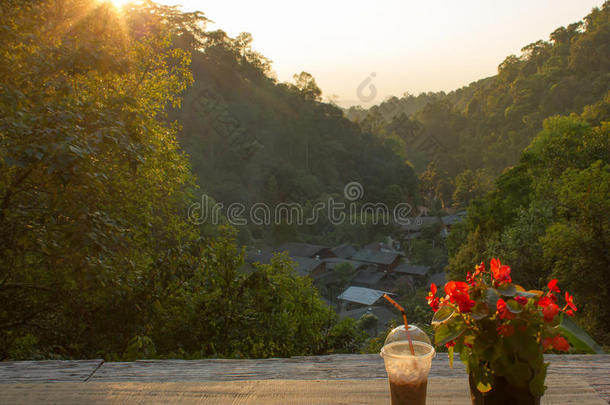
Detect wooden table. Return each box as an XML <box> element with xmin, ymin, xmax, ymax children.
<box><xmin>1</xmin><ymin>354</ymin><xmax>608</xmax><ymax>404</ymax></box>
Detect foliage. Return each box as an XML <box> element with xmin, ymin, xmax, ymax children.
<box><xmin>428</xmin><ymin>259</ymin><xmax>600</xmax><ymax>397</ymax></box>
<box><xmin>348</xmin><ymin>2</ymin><xmax>610</xmax><ymax>202</ymax></box>
<box><xmin>326</xmin><ymin>318</ymin><xmax>368</xmax><ymax>354</ymax></box>
<box><xmin>0</xmin><ymin>0</ymin><xmax>355</xmax><ymax>361</ymax></box>
<box><xmin>448</xmin><ymin>114</ymin><xmax>610</xmax><ymax>345</ymax></box>
<box><xmin>170</xmin><ymin>27</ymin><xmax>420</xmax><ymax>246</ymax></box>
<box><xmin>0</xmin><ymin>0</ymin><xmax>196</xmax><ymax>359</ymax></box>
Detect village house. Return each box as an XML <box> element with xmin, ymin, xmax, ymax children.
<box><xmin>350</xmin><ymin>249</ymin><xmax>402</xmax><ymax>272</ymax></box>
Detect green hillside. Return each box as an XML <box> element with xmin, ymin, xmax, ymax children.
<box><xmin>171</xmin><ymin>31</ymin><xmax>420</xmax><ymax>245</ymax></box>
<box><xmin>348</xmin><ymin>3</ymin><xmax>609</xmax><ymax>209</ymax></box>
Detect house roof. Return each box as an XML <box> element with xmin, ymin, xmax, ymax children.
<box><xmin>340</xmin><ymin>305</ymin><xmax>399</xmax><ymax>327</ymax></box>
<box><xmin>245</xmin><ymin>250</ymin><xmax>274</xmax><ymax>265</ymax></box>
<box><xmin>337</xmin><ymin>286</ymin><xmax>391</xmax><ymax>306</ymax></box>
<box><xmin>394</xmin><ymin>263</ymin><xmax>431</xmax><ymax>276</ymax></box>
<box><xmin>291</xmin><ymin>256</ymin><xmax>325</xmax><ymax>277</ymax></box>
<box><xmin>322</xmin><ymin>257</ymin><xmax>369</xmax><ymax>270</ymax></box>
<box><xmin>364</xmin><ymin>242</ymin><xmax>406</xmax><ymax>256</ymax></box>
<box><xmin>276</xmin><ymin>242</ymin><xmax>331</xmax><ymax>258</ymax></box>
<box><xmin>352</xmin><ymin>269</ymin><xmax>387</xmax><ymax>287</ymax></box>
<box><xmin>331</xmin><ymin>243</ymin><xmax>357</xmax><ymax>259</ymax></box>
<box><xmin>351</xmin><ymin>249</ymin><xmax>401</xmax><ymax>265</ymax></box>
<box><xmin>441</xmin><ymin>212</ymin><xmax>467</xmax><ymax>226</ymax></box>
<box><xmin>399</xmin><ymin>216</ymin><xmax>440</xmax><ymax>232</ymax></box>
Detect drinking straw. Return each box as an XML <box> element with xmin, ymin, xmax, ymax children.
<box><xmin>383</xmin><ymin>294</ymin><xmax>415</xmax><ymax>355</ymax></box>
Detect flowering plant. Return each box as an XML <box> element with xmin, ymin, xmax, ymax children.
<box><xmin>426</xmin><ymin>258</ymin><xmax>598</xmax><ymax>398</ymax></box>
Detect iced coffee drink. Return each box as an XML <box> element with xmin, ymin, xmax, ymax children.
<box><xmin>381</xmin><ymin>341</ymin><xmax>435</xmax><ymax>405</ymax></box>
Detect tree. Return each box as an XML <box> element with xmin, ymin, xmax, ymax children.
<box><xmin>447</xmin><ymin>115</ymin><xmax>610</xmax><ymax>345</ymax></box>
<box><xmin>0</xmin><ymin>0</ymin><xmax>197</xmax><ymax>358</ymax></box>
<box><xmin>292</xmin><ymin>71</ymin><xmax>322</xmax><ymax>101</ymax></box>
<box><xmin>541</xmin><ymin>161</ymin><xmax>610</xmax><ymax>345</ymax></box>
<box><xmin>452</xmin><ymin>169</ymin><xmax>492</xmax><ymax>209</ymax></box>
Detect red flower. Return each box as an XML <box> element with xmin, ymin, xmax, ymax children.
<box><xmin>566</xmin><ymin>309</ymin><xmax>575</xmax><ymax>317</ymax></box>
<box><xmin>537</xmin><ymin>296</ymin><xmax>552</xmax><ymax>307</ymax></box>
<box><xmin>444</xmin><ymin>281</ymin><xmax>469</xmax><ymax>295</ymax></box>
<box><xmin>496</xmin><ymin>298</ymin><xmax>515</xmax><ymax>320</ymax></box>
<box><xmin>427</xmin><ymin>283</ymin><xmax>440</xmax><ymax>312</ymax></box>
<box><xmin>547</xmin><ymin>279</ymin><xmax>560</xmax><ymax>293</ymax></box>
<box><xmin>553</xmin><ymin>336</ymin><xmax>570</xmax><ymax>351</ymax></box>
<box><xmin>564</xmin><ymin>292</ymin><xmax>577</xmax><ymax>312</ymax></box>
<box><xmin>445</xmin><ymin>281</ymin><xmax>474</xmax><ymax>313</ymax></box>
<box><xmin>428</xmin><ymin>298</ymin><xmax>439</xmax><ymax>312</ymax></box>
<box><xmin>543</xmin><ymin>335</ymin><xmax>570</xmax><ymax>352</ymax></box>
<box><xmin>514</xmin><ymin>296</ymin><xmax>528</xmax><ymax>306</ymax></box>
<box><xmin>538</xmin><ymin>296</ymin><xmax>560</xmax><ymax>321</ymax></box>
<box><xmin>542</xmin><ymin>337</ymin><xmax>553</xmax><ymax>351</ymax></box>
<box><xmin>467</xmin><ymin>262</ymin><xmax>485</xmax><ymax>285</ymax></box>
<box><xmin>539</xmin><ymin>298</ymin><xmax>560</xmax><ymax>323</ymax></box>
<box><xmin>445</xmin><ymin>341</ymin><xmax>455</xmax><ymax>348</ymax></box>
<box><xmin>490</xmin><ymin>258</ymin><xmax>512</xmax><ymax>284</ymax></box>
<box><xmin>497</xmin><ymin>323</ymin><xmax>514</xmax><ymax>337</ymax></box>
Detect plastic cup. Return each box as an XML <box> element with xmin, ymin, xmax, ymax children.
<box><xmin>380</xmin><ymin>341</ymin><xmax>435</xmax><ymax>405</ymax></box>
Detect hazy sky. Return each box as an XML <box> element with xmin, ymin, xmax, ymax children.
<box><xmin>157</xmin><ymin>0</ymin><xmax>603</xmax><ymax>107</ymax></box>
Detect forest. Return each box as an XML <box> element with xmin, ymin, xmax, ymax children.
<box><xmin>0</xmin><ymin>0</ymin><xmax>608</xmax><ymax>360</ymax></box>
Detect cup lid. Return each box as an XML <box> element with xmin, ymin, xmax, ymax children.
<box><xmin>383</xmin><ymin>324</ymin><xmax>432</xmax><ymax>347</ymax></box>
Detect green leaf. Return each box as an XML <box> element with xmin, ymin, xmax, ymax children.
<box><xmin>471</xmin><ymin>302</ymin><xmax>489</xmax><ymax>320</ymax></box>
<box><xmin>458</xmin><ymin>344</ymin><xmax>470</xmax><ymax>366</ymax></box>
<box><xmin>432</xmin><ymin>304</ymin><xmax>455</xmax><ymax>326</ymax></box>
<box><xmin>471</xmin><ymin>364</ymin><xmax>494</xmax><ymax>393</ymax></box>
<box><xmin>506</xmin><ymin>299</ymin><xmax>522</xmax><ymax>313</ymax></box>
<box><xmin>486</xmin><ymin>288</ymin><xmax>499</xmax><ymax>312</ymax></box>
<box><xmin>558</xmin><ymin>315</ymin><xmax>604</xmax><ymax>354</ymax></box>
<box><xmin>515</xmin><ymin>290</ymin><xmax>539</xmax><ymax>299</ymax></box>
<box><xmin>505</xmin><ymin>360</ymin><xmax>532</xmax><ymax>389</ymax></box>
<box><xmin>477</xmin><ymin>381</ymin><xmax>492</xmax><ymax>393</ymax></box>
<box><xmin>529</xmin><ymin>362</ymin><xmax>549</xmax><ymax>397</ymax></box>
<box><xmin>448</xmin><ymin>345</ymin><xmax>454</xmax><ymax>368</ymax></box>
<box><xmin>434</xmin><ymin>318</ymin><xmax>467</xmax><ymax>346</ymax></box>
<box><xmin>497</xmin><ymin>283</ymin><xmax>516</xmax><ymax>297</ymax></box>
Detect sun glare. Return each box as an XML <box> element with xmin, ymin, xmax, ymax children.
<box><xmin>108</xmin><ymin>0</ymin><xmax>130</xmax><ymax>8</ymax></box>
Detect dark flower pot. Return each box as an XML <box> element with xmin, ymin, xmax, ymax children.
<box><xmin>468</xmin><ymin>373</ymin><xmax>541</xmax><ymax>405</ymax></box>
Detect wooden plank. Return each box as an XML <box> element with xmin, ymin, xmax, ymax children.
<box><xmin>86</xmin><ymin>354</ymin><xmax>603</xmax><ymax>380</ymax></box>
<box><xmin>86</xmin><ymin>354</ymin><xmax>470</xmax><ymax>382</ymax></box>
<box><xmin>1</xmin><ymin>355</ymin><xmax>608</xmax><ymax>402</ymax></box>
<box><xmin>0</xmin><ymin>376</ymin><xmax>605</xmax><ymax>405</ymax></box>
<box><xmin>0</xmin><ymin>360</ymin><xmax>103</xmax><ymax>383</ymax></box>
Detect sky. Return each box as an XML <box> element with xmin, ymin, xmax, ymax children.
<box><xmin>156</xmin><ymin>0</ymin><xmax>603</xmax><ymax>107</ymax></box>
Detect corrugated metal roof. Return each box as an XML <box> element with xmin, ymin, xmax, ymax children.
<box><xmin>292</xmin><ymin>256</ymin><xmax>324</xmax><ymax>277</ymax></box>
<box><xmin>331</xmin><ymin>243</ymin><xmax>357</xmax><ymax>259</ymax></box>
<box><xmin>351</xmin><ymin>249</ymin><xmax>400</xmax><ymax>265</ymax></box>
<box><xmin>340</xmin><ymin>305</ymin><xmax>399</xmax><ymax>327</ymax></box>
<box><xmin>394</xmin><ymin>263</ymin><xmax>431</xmax><ymax>276</ymax></box>
<box><xmin>276</xmin><ymin>242</ymin><xmax>331</xmax><ymax>258</ymax></box>
<box><xmin>337</xmin><ymin>286</ymin><xmax>391</xmax><ymax>305</ymax></box>
<box><xmin>322</xmin><ymin>257</ymin><xmax>369</xmax><ymax>270</ymax></box>
<box><xmin>352</xmin><ymin>269</ymin><xmax>387</xmax><ymax>286</ymax></box>
<box><xmin>399</xmin><ymin>216</ymin><xmax>440</xmax><ymax>231</ymax></box>
<box><xmin>441</xmin><ymin>212</ymin><xmax>466</xmax><ymax>225</ymax></box>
